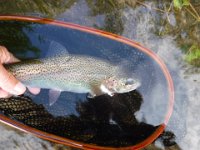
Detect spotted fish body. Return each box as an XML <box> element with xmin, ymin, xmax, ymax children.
<box><xmin>5</xmin><ymin>55</ymin><xmax>120</xmax><ymax>95</ymax></box>
<box><xmin>5</xmin><ymin>42</ymin><xmax>140</xmax><ymax>104</ymax></box>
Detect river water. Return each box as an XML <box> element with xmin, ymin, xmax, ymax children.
<box><xmin>0</xmin><ymin>0</ymin><xmax>200</xmax><ymax>150</ymax></box>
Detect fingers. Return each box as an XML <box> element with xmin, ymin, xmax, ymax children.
<box><xmin>27</xmin><ymin>86</ymin><xmax>41</xmax><ymax>95</ymax></box>
<box><xmin>0</xmin><ymin>46</ymin><xmax>20</xmax><ymax>64</ymax></box>
<box><xmin>0</xmin><ymin>64</ymin><xmax>26</xmax><ymax>97</ymax></box>
<box><xmin>0</xmin><ymin>89</ymin><xmax>12</xmax><ymax>98</ymax></box>
<box><xmin>0</xmin><ymin>46</ymin><xmax>41</xmax><ymax>98</ymax></box>
<box><xmin>0</xmin><ymin>46</ymin><xmax>25</xmax><ymax>98</ymax></box>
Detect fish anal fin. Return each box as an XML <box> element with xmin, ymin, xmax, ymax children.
<box><xmin>87</xmin><ymin>92</ymin><xmax>96</xmax><ymax>99</ymax></box>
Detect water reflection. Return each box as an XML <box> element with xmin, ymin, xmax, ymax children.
<box><xmin>0</xmin><ymin>18</ymin><xmax>173</xmax><ymax>149</ymax></box>
<box><xmin>0</xmin><ymin>0</ymin><xmax>199</xmax><ymax>149</ymax></box>
<box><xmin>0</xmin><ymin>91</ymin><xmax>159</xmax><ymax>147</ymax></box>
<box><xmin>0</xmin><ymin>21</ymin><xmax>40</xmax><ymax>58</ymax></box>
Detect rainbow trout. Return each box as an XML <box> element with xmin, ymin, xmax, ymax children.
<box><xmin>5</xmin><ymin>42</ymin><xmax>140</xmax><ymax>105</ymax></box>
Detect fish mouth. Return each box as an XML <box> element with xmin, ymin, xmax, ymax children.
<box><xmin>130</xmin><ymin>81</ymin><xmax>141</xmax><ymax>91</ymax></box>
<box><xmin>125</xmin><ymin>78</ymin><xmax>135</xmax><ymax>85</ymax></box>
<box><xmin>115</xmin><ymin>81</ymin><xmax>141</xmax><ymax>94</ymax></box>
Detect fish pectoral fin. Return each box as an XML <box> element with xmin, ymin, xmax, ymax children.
<box><xmin>108</xmin><ymin>92</ymin><xmax>114</xmax><ymax>97</ymax></box>
<box><xmin>87</xmin><ymin>84</ymin><xmax>104</xmax><ymax>98</ymax></box>
<box><xmin>49</xmin><ymin>89</ymin><xmax>62</xmax><ymax>106</ymax></box>
<box><xmin>87</xmin><ymin>92</ymin><xmax>96</xmax><ymax>99</ymax></box>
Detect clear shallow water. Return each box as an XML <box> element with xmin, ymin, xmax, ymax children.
<box><xmin>0</xmin><ymin>0</ymin><xmax>199</xmax><ymax>150</ymax></box>
<box><xmin>0</xmin><ymin>17</ymin><xmax>171</xmax><ymax>148</ymax></box>
<box><xmin>121</xmin><ymin>2</ymin><xmax>199</xmax><ymax>150</ymax></box>
<box><xmin>0</xmin><ymin>122</ymin><xmax>55</xmax><ymax>150</ymax></box>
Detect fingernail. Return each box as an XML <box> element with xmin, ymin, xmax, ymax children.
<box><xmin>13</xmin><ymin>82</ymin><xmax>26</xmax><ymax>95</ymax></box>
<box><xmin>27</xmin><ymin>87</ymin><xmax>40</xmax><ymax>95</ymax></box>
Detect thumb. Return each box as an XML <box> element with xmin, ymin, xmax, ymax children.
<box><xmin>0</xmin><ymin>64</ymin><xmax>26</xmax><ymax>95</ymax></box>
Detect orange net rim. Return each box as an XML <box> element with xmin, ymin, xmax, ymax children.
<box><xmin>0</xmin><ymin>15</ymin><xmax>174</xmax><ymax>150</ymax></box>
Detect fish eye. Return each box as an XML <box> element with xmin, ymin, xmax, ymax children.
<box><xmin>125</xmin><ymin>78</ymin><xmax>134</xmax><ymax>85</ymax></box>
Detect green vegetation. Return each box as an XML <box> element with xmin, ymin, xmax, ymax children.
<box><xmin>173</xmin><ymin>0</ymin><xmax>200</xmax><ymax>22</ymax></box>
<box><xmin>185</xmin><ymin>45</ymin><xmax>200</xmax><ymax>66</ymax></box>
<box><xmin>142</xmin><ymin>0</ymin><xmax>200</xmax><ymax>67</ymax></box>
<box><xmin>173</xmin><ymin>0</ymin><xmax>200</xmax><ymax>66</ymax></box>
<box><xmin>134</xmin><ymin>0</ymin><xmax>200</xmax><ymax>67</ymax></box>
<box><xmin>173</xmin><ymin>0</ymin><xmax>190</xmax><ymax>9</ymax></box>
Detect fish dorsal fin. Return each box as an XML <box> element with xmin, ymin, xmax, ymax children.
<box><xmin>47</xmin><ymin>41</ymin><xmax>70</xmax><ymax>58</ymax></box>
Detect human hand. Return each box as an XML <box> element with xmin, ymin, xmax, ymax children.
<box><xmin>0</xmin><ymin>46</ymin><xmax>40</xmax><ymax>98</ymax></box>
